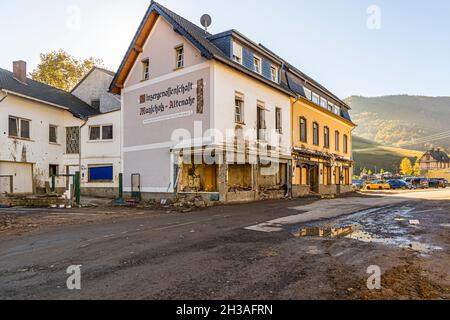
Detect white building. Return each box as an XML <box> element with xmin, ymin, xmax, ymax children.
<box><xmin>0</xmin><ymin>62</ymin><xmax>121</xmax><ymax>197</ymax></box>
<box><xmin>110</xmin><ymin>2</ymin><xmax>293</xmax><ymax>203</ymax></box>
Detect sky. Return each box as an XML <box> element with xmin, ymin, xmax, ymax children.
<box><xmin>1</xmin><ymin>0</ymin><xmax>450</xmax><ymax>99</ymax></box>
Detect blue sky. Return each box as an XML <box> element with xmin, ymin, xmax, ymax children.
<box><xmin>1</xmin><ymin>0</ymin><xmax>449</xmax><ymax>98</ymax></box>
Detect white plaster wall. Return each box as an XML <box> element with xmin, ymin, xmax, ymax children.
<box><xmin>71</xmin><ymin>68</ymin><xmax>120</xmax><ymax>113</ymax></box>
<box><xmin>125</xmin><ymin>16</ymin><xmax>206</xmax><ymax>88</ymax></box>
<box><xmin>0</xmin><ymin>93</ymin><xmax>83</xmax><ymax>191</ymax></box>
<box><xmin>212</xmin><ymin>61</ymin><xmax>292</xmax><ymax>156</ymax></box>
<box><xmin>79</xmin><ymin>111</ymin><xmax>121</xmax><ymax>189</ymax></box>
<box><xmin>0</xmin><ymin>92</ymin><xmax>121</xmax><ymax>193</ymax></box>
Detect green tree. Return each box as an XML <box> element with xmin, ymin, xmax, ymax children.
<box><xmin>367</xmin><ymin>169</ymin><xmax>373</xmax><ymax>176</ymax></box>
<box><xmin>400</xmin><ymin>158</ymin><xmax>413</xmax><ymax>176</ymax></box>
<box><xmin>380</xmin><ymin>169</ymin><xmax>385</xmax><ymax>174</ymax></box>
<box><xmin>413</xmin><ymin>161</ymin><xmax>421</xmax><ymax>177</ymax></box>
<box><xmin>31</xmin><ymin>49</ymin><xmax>104</xmax><ymax>92</ymax></box>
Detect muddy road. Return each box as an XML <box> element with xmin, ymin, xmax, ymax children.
<box><xmin>0</xmin><ymin>190</ymin><xmax>449</xmax><ymax>300</ymax></box>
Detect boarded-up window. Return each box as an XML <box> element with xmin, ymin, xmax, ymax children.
<box><xmin>66</xmin><ymin>127</ymin><xmax>80</xmax><ymax>154</ymax></box>
<box><xmin>88</xmin><ymin>165</ymin><xmax>113</xmax><ymax>182</ymax></box>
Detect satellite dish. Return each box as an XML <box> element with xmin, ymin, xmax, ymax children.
<box><xmin>200</xmin><ymin>14</ymin><xmax>212</xmax><ymax>32</ymax></box>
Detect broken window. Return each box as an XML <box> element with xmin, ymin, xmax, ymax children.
<box><xmin>49</xmin><ymin>125</ymin><xmax>58</xmax><ymax>144</ymax></box>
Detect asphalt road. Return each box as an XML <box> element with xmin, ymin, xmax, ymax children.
<box><xmin>0</xmin><ymin>190</ymin><xmax>449</xmax><ymax>300</ymax></box>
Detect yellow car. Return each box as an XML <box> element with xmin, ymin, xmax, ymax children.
<box><xmin>365</xmin><ymin>180</ymin><xmax>391</xmax><ymax>190</ymax></box>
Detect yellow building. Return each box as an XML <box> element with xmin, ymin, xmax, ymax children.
<box><xmin>285</xmin><ymin>67</ymin><xmax>356</xmax><ymax>196</ymax></box>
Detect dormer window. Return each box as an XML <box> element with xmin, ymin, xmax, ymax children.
<box><xmin>175</xmin><ymin>45</ymin><xmax>184</xmax><ymax>69</ymax></box>
<box><xmin>270</xmin><ymin>65</ymin><xmax>278</xmax><ymax>82</ymax></box>
<box><xmin>142</xmin><ymin>59</ymin><xmax>150</xmax><ymax>81</ymax></box>
<box><xmin>232</xmin><ymin>42</ymin><xmax>243</xmax><ymax>64</ymax></box>
<box><xmin>253</xmin><ymin>56</ymin><xmax>262</xmax><ymax>74</ymax></box>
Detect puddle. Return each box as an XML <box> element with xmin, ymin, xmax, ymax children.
<box><xmin>293</xmin><ymin>225</ymin><xmax>360</xmax><ymax>238</ymax></box>
<box><xmin>292</xmin><ymin>206</ymin><xmax>443</xmax><ymax>254</ymax></box>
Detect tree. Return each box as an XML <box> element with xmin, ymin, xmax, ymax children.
<box><xmin>380</xmin><ymin>169</ymin><xmax>385</xmax><ymax>174</ymax></box>
<box><xmin>367</xmin><ymin>169</ymin><xmax>373</xmax><ymax>176</ymax></box>
<box><xmin>31</xmin><ymin>49</ymin><xmax>104</xmax><ymax>92</ymax></box>
<box><xmin>400</xmin><ymin>158</ymin><xmax>413</xmax><ymax>176</ymax></box>
<box><xmin>413</xmin><ymin>161</ymin><xmax>421</xmax><ymax>177</ymax></box>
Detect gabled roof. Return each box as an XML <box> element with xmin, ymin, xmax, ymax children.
<box><xmin>428</xmin><ymin>149</ymin><xmax>450</xmax><ymax>163</ymax></box>
<box><xmin>109</xmin><ymin>1</ymin><xmax>292</xmax><ymax>96</ymax></box>
<box><xmin>70</xmin><ymin>66</ymin><xmax>116</xmax><ymax>94</ymax></box>
<box><xmin>0</xmin><ymin>67</ymin><xmax>99</xmax><ymax>118</ymax></box>
<box><xmin>110</xmin><ymin>1</ymin><xmax>349</xmax><ymax>114</ymax></box>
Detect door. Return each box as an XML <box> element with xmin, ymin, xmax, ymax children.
<box><xmin>204</xmin><ymin>165</ymin><xmax>217</xmax><ymax>192</ymax></box>
<box><xmin>0</xmin><ymin>162</ymin><xmax>33</xmax><ymax>194</ymax></box>
<box><xmin>336</xmin><ymin>167</ymin><xmax>342</xmax><ymax>194</ymax></box>
<box><xmin>131</xmin><ymin>173</ymin><xmax>141</xmax><ymax>200</ymax></box>
<box><xmin>309</xmin><ymin>165</ymin><xmax>319</xmax><ymax>193</ymax></box>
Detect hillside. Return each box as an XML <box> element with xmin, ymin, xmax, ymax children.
<box><xmin>346</xmin><ymin>95</ymin><xmax>450</xmax><ymax>151</ymax></box>
<box><xmin>353</xmin><ymin>136</ymin><xmax>423</xmax><ymax>174</ymax></box>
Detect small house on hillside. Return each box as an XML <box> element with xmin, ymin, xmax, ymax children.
<box><xmin>418</xmin><ymin>148</ymin><xmax>450</xmax><ymax>171</ymax></box>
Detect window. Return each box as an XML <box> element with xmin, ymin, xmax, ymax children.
<box><xmin>142</xmin><ymin>59</ymin><xmax>150</xmax><ymax>80</ymax></box>
<box><xmin>270</xmin><ymin>65</ymin><xmax>278</xmax><ymax>82</ymax></box>
<box><xmin>312</xmin><ymin>93</ymin><xmax>320</xmax><ymax>104</ymax></box>
<box><xmin>257</xmin><ymin>104</ymin><xmax>266</xmax><ymax>141</ymax></box>
<box><xmin>91</xmin><ymin>99</ymin><xmax>100</xmax><ymax>110</ymax></box>
<box><xmin>304</xmin><ymin>88</ymin><xmax>312</xmax><ymax>101</ymax></box>
<box><xmin>253</xmin><ymin>56</ymin><xmax>262</xmax><ymax>74</ymax></box>
<box><xmin>8</xmin><ymin>116</ymin><xmax>30</xmax><ymax>139</ymax></box>
<box><xmin>88</xmin><ymin>165</ymin><xmax>113</xmax><ymax>182</ymax></box>
<box><xmin>89</xmin><ymin>125</ymin><xmax>113</xmax><ymax>141</ymax></box>
<box><xmin>334</xmin><ymin>105</ymin><xmax>341</xmax><ymax>115</ymax></box>
<box><xmin>175</xmin><ymin>45</ymin><xmax>184</xmax><ymax>69</ymax></box>
<box><xmin>66</xmin><ymin>127</ymin><xmax>80</xmax><ymax>154</ymax></box>
<box><xmin>275</xmin><ymin>107</ymin><xmax>282</xmax><ymax>133</ymax></box>
<box><xmin>232</xmin><ymin>42</ymin><xmax>243</xmax><ymax>64</ymax></box>
<box><xmin>49</xmin><ymin>165</ymin><xmax>59</xmax><ymax>178</ymax></box>
<box><xmin>320</xmin><ymin>97</ymin><xmax>327</xmax><ymax>109</ymax></box>
<box><xmin>313</xmin><ymin>122</ymin><xmax>319</xmax><ymax>146</ymax></box>
<box><xmin>335</xmin><ymin>131</ymin><xmax>340</xmax><ymax>151</ymax></box>
<box><xmin>49</xmin><ymin>125</ymin><xmax>58</xmax><ymax>144</ymax></box>
<box><xmin>343</xmin><ymin>134</ymin><xmax>348</xmax><ymax>154</ymax></box>
<box><xmin>324</xmin><ymin>126</ymin><xmax>330</xmax><ymax>148</ymax></box>
<box><xmin>235</xmin><ymin>94</ymin><xmax>244</xmax><ymax>124</ymax></box>
<box><xmin>300</xmin><ymin>117</ymin><xmax>307</xmax><ymax>143</ymax></box>
<box><xmin>327</xmin><ymin>102</ymin><xmax>334</xmax><ymax>112</ymax></box>
<box><xmin>89</xmin><ymin>126</ymin><xmax>101</xmax><ymax>141</ymax></box>
<box><xmin>8</xmin><ymin>116</ymin><xmax>18</xmax><ymax>137</ymax></box>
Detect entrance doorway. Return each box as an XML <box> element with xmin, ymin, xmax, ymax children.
<box><xmin>309</xmin><ymin>165</ymin><xmax>319</xmax><ymax>193</ymax></box>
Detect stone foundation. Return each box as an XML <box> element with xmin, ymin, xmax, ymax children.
<box><xmin>0</xmin><ymin>194</ymin><xmax>69</xmax><ymax>208</ymax></box>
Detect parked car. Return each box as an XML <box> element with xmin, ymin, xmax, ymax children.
<box><xmin>387</xmin><ymin>179</ymin><xmax>412</xmax><ymax>190</ymax></box>
<box><xmin>428</xmin><ymin>178</ymin><xmax>447</xmax><ymax>188</ymax></box>
<box><xmin>405</xmin><ymin>178</ymin><xmax>429</xmax><ymax>189</ymax></box>
<box><xmin>365</xmin><ymin>180</ymin><xmax>391</xmax><ymax>190</ymax></box>
<box><xmin>352</xmin><ymin>179</ymin><xmax>365</xmax><ymax>190</ymax></box>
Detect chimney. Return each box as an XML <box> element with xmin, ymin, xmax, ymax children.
<box><xmin>13</xmin><ymin>61</ymin><xmax>27</xmax><ymax>83</ymax></box>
